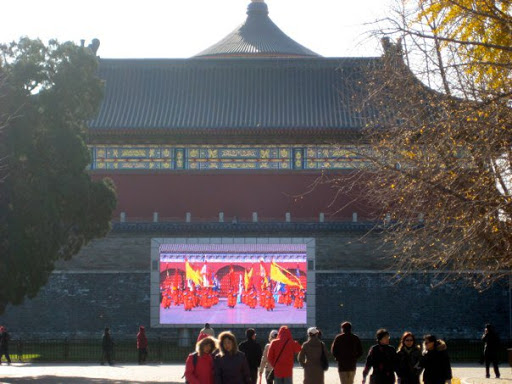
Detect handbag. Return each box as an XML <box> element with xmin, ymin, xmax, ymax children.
<box><xmin>320</xmin><ymin>342</ymin><xmax>329</xmax><ymax>371</ymax></box>
<box><xmin>267</xmin><ymin>339</ymin><xmax>289</xmax><ymax>380</ymax></box>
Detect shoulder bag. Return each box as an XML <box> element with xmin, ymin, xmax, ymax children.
<box><xmin>267</xmin><ymin>339</ymin><xmax>290</xmax><ymax>381</ymax></box>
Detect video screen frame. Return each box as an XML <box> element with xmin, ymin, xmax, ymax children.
<box><xmin>150</xmin><ymin>237</ymin><xmax>316</xmax><ymax>328</ymax></box>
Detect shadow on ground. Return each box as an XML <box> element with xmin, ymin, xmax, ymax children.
<box><xmin>0</xmin><ymin>377</ymin><xmax>182</xmax><ymax>384</ymax></box>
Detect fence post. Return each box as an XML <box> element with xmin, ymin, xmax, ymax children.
<box><xmin>158</xmin><ymin>337</ymin><xmax>163</xmax><ymax>361</ymax></box>
<box><xmin>16</xmin><ymin>339</ymin><xmax>23</xmax><ymax>362</ymax></box>
<box><xmin>64</xmin><ymin>338</ymin><xmax>69</xmax><ymax>361</ymax></box>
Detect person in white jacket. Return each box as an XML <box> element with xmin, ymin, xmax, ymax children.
<box><xmin>259</xmin><ymin>330</ymin><xmax>278</xmax><ymax>384</ymax></box>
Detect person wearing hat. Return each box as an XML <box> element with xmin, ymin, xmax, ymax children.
<box><xmin>268</xmin><ymin>325</ymin><xmax>302</xmax><ymax>384</ymax></box>
<box><xmin>259</xmin><ymin>330</ymin><xmax>279</xmax><ymax>384</ymax></box>
<box><xmin>362</xmin><ymin>329</ymin><xmax>397</xmax><ymax>384</ymax></box>
<box><xmin>239</xmin><ymin>328</ymin><xmax>263</xmax><ymax>384</ymax></box>
<box><xmin>200</xmin><ymin>323</ymin><xmax>215</xmax><ymax>337</ymax></box>
<box><xmin>331</xmin><ymin>321</ymin><xmax>363</xmax><ymax>384</ymax></box>
<box><xmin>0</xmin><ymin>326</ymin><xmax>11</xmax><ymax>365</ymax></box>
<box><xmin>298</xmin><ymin>327</ymin><xmax>329</xmax><ymax>384</ymax></box>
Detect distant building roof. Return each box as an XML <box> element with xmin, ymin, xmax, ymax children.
<box><xmin>195</xmin><ymin>1</ymin><xmax>319</xmax><ymax>58</ymax></box>
<box><xmin>89</xmin><ymin>57</ymin><xmax>379</xmax><ymax>138</ymax></box>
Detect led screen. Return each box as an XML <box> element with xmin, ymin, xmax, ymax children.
<box><xmin>159</xmin><ymin>243</ymin><xmax>307</xmax><ymax>325</ymax></box>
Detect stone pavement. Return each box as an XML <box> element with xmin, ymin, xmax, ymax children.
<box><xmin>0</xmin><ymin>363</ymin><xmax>509</xmax><ymax>384</ymax></box>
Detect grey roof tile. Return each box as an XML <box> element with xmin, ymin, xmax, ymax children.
<box><xmin>195</xmin><ymin>2</ymin><xmax>319</xmax><ymax>58</ymax></box>
<box><xmin>89</xmin><ymin>57</ymin><xmax>379</xmax><ymax>133</ymax></box>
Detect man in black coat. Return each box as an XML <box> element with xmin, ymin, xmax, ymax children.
<box><xmin>239</xmin><ymin>328</ymin><xmax>263</xmax><ymax>384</ymax></box>
<box><xmin>332</xmin><ymin>321</ymin><xmax>363</xmax><ymax>384</ymax></box>
<box><xmin>482</xmin><ymin>324</ymin><xmax>501</xmax><ymax>379</ymax></box>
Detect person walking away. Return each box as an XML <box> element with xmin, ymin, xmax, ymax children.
<box><xmin>267</xmin><ymin>325</ymin><xmax>302</xmax><ymax>384</ymax></box>
<box><xmin>0</xmin><ymin>326</ymin><xmax>11</xmax><ymax>365</ymax></box>
<box><xmin>298</xmin><ymin>327</ymin><xmax>329</xmax><ymax>384</ymax></box>
<box><xmin>482</xmin><ymin>324</ymin><xmax>500</xmax><ymax>378</ymax></box>
<box><xmin>331</xmin><ymin>321</ymin><xmax>363</xmax><ymax>384</ymax></box>
<box><xmin>260</xmin><ymin>330</ymin><xmax>279</xmax><ymax>384</ymax></box>
<box><xmin>396</xmin><ymin>332</ymin><xmax>421</xmax><ymax>384</ymax></box>
<box><xmin>201</xmin><ymin>323</ymin><xmax>216</xmax><ymax>337</ymax></box>
<box><xmin>214</xmin><ymin>331</ymin><xmax>251</xmax><ymax>384</ymax></box>
<box><xmin>239</xmin><ymin>328</ymin><xmax>263</xmax><ymax>384</ymax></box>
<box><xmin>362</xmin><ymin>329</ymin><xmax>396</xmax><ymax>384</ymax></box>
<box><xmin>185</xmin><ymin>336</ymin><xmax>216</xmax><ymax>384</ymax></box>
<box><xmin>137</xmin><ymin>325</ymin><xmax>148</xmax><ymax>364</ymax></box>
<box><xmin>101</xmin><ymin>327</ymin><xmax>114</xmax><ymax>365</ymax></box>
<box><xmin>421</xmin><ymin>335</ymin><xmax>452</xmax><ymax>384</ymax></box>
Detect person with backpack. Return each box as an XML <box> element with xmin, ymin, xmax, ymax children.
<box><xmin>267</xmin><ymin>325</ymin><xmax>302</xmax><ymax>384</ymax></box>
<box><xmin>185</xmin><ymin>335</ymin><xmax>216</xmax><ymax>384</ymax></box>
<box><xmin>298</xmin><ymin>327</ymin><xmax>329</xmax><ymax>384</ymax></box>
<box><xmin>0</xmin><ymin>326</ymin><xmax>11</xmax><ymax>365</ymax></box>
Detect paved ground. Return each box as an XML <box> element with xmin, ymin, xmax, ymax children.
<box><xmin>0</xmin><ymin>363</ymin><xmax>509</xmax><ymax>384</ymax></box>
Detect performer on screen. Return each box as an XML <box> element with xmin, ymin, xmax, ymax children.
<box><xmin>238</xmin><ymin>274</ymin><xmax>244</xmax><ymax>304</ymax></box>
<box><xmin>227</xmin><ymin>287</ymin><xmax>237</xmax><ymax>308</ymax></box>
<box><xmin>201</xmin><ymin>259</ymin><xmax>210</xmax><ymax>287</ymax></box>
<box><xmin>294</xmin><ymin>289</ymin><xmax>305</xmax><ymax>309</ymax></box>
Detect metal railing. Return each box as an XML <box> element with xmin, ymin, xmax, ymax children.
<box><xmin>6</xmin><ymin>338</ymin><xmax>508</xmax><ymax>364</ymax></box>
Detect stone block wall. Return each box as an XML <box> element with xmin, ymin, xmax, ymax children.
<box><xmin>1</xmin><ymin>270</ymin><xmax>508</xmax><ymax>340</ymax></box>
<box><xmin>1</xmin><ymin>230</ymin><xmax>508</xmax><ymax>340</ymax></box>
<box><xmin>316</xmin><ymin>272</ymin><xmax>510</xmax><ymax>339</ymax></box>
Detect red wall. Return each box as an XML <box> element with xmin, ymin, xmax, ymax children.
<box><xmin>92</xmin><ymin>171</ymin><xmax>369</xmax><ymax>221</ymax></box>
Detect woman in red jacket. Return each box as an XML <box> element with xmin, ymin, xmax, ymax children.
<box><xmin>267</xmin><ymin>326</ymin><xmax>302</xmax><ymax>384</ymax></box>
<box><xmin>136</xmin><ymin>326</ymin><xmax>148</xmax><ymax>364</ymax></box>
<box><xmin>185</xmin><ymin>335</ymin><xmax>217</xmax><ymax>384</ymax></box>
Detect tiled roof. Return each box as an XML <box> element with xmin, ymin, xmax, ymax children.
<box><xmin>159</xmin><ymin>244</ymin><xmax>306</xmax><ymax>253</ymax></box>
<box><xmin>195</xmin><ymin>2</ymin><xmax>319</xmax><ymax>58</ymax></box>
<box><xmin>89</xmin><ymin>57</ymin><xmax>379</xmax><ymax>134</ymax></box>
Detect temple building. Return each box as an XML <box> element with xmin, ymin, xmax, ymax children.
<box><xmin>0</xmin><ymin>0</ymin><xmax>508</xmax><ymax>340</ymax></box>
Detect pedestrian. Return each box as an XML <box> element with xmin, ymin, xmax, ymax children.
<box><xmin>214</xmin><ymin>331</ymin><xmax>251</xmax><ymax>384</ymax></box>
<box><xmin>267</xmin><ymin>325</ymin><xmax>302</xmax><ymax>384</ymax></box>
<box><xmin>298</xmin><ymin>326</ymin><xmax>329</xmax><ymax>384</ymax></box>
<box><xmin>259</xmin><ymin>329</ymin><xmax>279</xmax><ymax>384</ymax></box>
<box><xmin>421</xmin><ymin>335</ymin><xmax>452</xmax><ymax>384</ymax></box>
<box><xmin>331</xmin><ymin>321</ymin><xmax>363</xmax><ymax>384</ymax></box>
<box><xmin>201</xmin><ymin>323</ymin><xmax>216</xmax><ymax>337</ymax></box>
<box><xmin>362</xmin><ymin>329</ymin><xmax>396</xmax><ymax>384</ymax></box>
<box><xmin>137</xmin><ymin>325</ymin><xmax>148</xmax><ymax>364</ymax></box>
<box><xmin>396</xmin><ymin>332</ymin><xmax>421</xmax><ymax>384</ymax></box>
<box><xmin>239</xmin><ymin>328</ymin><xmax>263</xmax><ymax>384</ymax></box>
<box><xmin>101</xmin><ymin>327</ymin><xmax>114</xmax><ymax>366</ymax></box>
<box><xmin>185</xmin><ymin>335</ymin><xmax>216</xmax><ymax>384</ymax></box>
<box><xmin>0</xmin><ymin>326</ymin><xmax>12</xmax><ymax>365</ymax></box>
<box><xmin>482</xmin><ymin>324</ymin><xmax>500</xmax><ymax>379</ymax></box>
